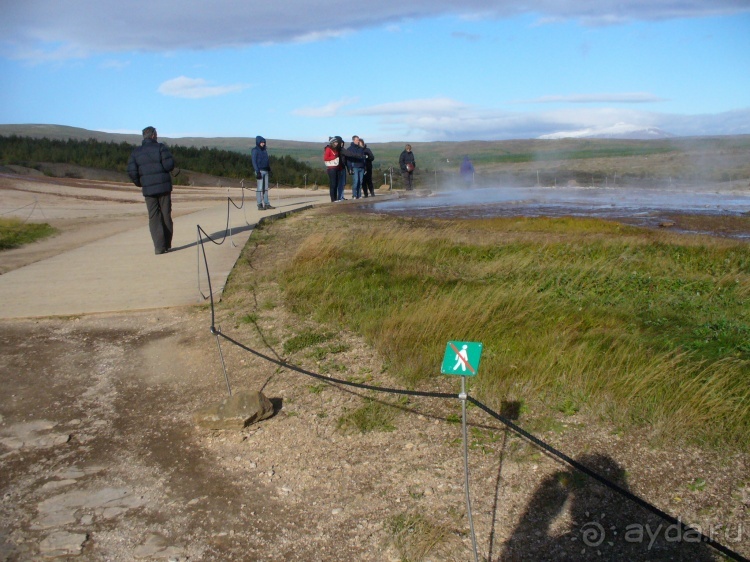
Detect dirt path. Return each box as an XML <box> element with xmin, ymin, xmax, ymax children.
<box><xmin>0</xmin><ymin>177</ymin><xmax>747</xmax><ymax>561</ymax></box>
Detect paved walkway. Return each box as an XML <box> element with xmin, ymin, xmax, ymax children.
<box><xmin>0</xmin><ymin>194</ymin><xmax>330</xmax><ymax>319</ymax></box>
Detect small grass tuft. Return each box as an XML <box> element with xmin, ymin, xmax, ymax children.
<box><xmin>239</xmin><ymin>313</ymin><xmax>258</xmax><ymax>324</ymax></box>
<box><xmin>387</xmin><ymin>511</ymin><xmax>451</xmax><ymax>562</ymax></box>
<box><xmin>337</xmin><ymin>399</ymin><xmax>398</xmax><ymax>434</ymax></box>
<box><xmin>688</xmin><ymin>477</ymin><xmax>707</xmax><ymax>492</ymax></box>
<box><xmin>0</xmin><ymin>218</ymin><xmax>56</xmax><ymax>250</ymax></box>
<box><xmin>308</xmin><ymin>383</ymin><xmax>327</xmax><ymax>394</ymax></box>
<box><xmin>282</xmin><ymin>328</ymin><xmax>334</xmax><ymax>355</ymax></box>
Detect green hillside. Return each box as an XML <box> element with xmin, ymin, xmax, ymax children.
<box><xmin>1</xmin><ymin>124</ymin><xmax>749</xmax><ymax>187</ymax></box>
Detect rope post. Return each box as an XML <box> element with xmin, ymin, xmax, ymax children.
<box><xmin>460</xmin><ymin>376</ymin><xmax>479</xmax><ymax>562</ymax></box>
<box><xmin>212</xmin><ymin>327</ymin><xmax>232</xmax><ymax>396</ymax></box>
<box><xmin>196</xmin><ymin>226</ymin><xmax>203</xmax><ymax>300</ymax></box>
<box><xmin>441</xmin><ymin>341</ymin><xmax>483</xmax><ymax>562</ymax></box>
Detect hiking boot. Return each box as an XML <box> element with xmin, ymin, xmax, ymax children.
<box><xmin>265</xmin><ymin>204</ymin><xmax>275</xmax><ymax>210</ymax></box>
<box><xmin>258</xmin><ymin>205</ymin><xmax>265</xmax><ymax>210</ymax></box>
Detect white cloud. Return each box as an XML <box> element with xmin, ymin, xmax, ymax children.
<box><xmin>9</xmin><ymin>43</ymin><xmax>89</xmax><ymax>64</ymax></box>
<box><xmin>101</xmin><ymin>59</ymin><xmax>130</xmax><ymax>70</ymax></box>
<box><xmin>451</xmin><ymin>31</ymin><xmax>481</xmax><ymax>42</ymax></box>
<box><xmin>292</xmin><ymin>29</ymin><xmax>353</xmax><ymax>44</ymax></box>
<box><xmin>157</xmin><ymin>76</ymin><xmax>249</xmax><ymax>99</ymax></box>
<box><xmin>292</xmin><ymin>98</ymin><xmax>359</xmax><ymax>118</ymax></box>
<box><xmin>523</xmin><ymin>92</ymin><xmax>667</xmax><ymax>104</ymax></box>
<box><xmin>355</xmin><ymin>98</ymin><xmax>470</xmax><ymax>117</ymax></box>
<box><xmin>2</xmin><ymin>1</ymin><xmax>747</xmax><ymax>57</ymax></box>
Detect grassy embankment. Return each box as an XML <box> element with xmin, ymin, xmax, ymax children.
<box><xmin>0</xmin><ymin>218</ymin><xmax>56</xmax><ymax>250</ymax></box>
<box><xmin>274</xmin><ymin>212</ymin><xmax>749</xmax><ymax>449</ymax></box>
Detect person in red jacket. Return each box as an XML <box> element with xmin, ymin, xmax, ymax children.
<box><xmin>324</xmin><ymin>136</ymin><xmax>346</xmax><ymax>202</ymax></box>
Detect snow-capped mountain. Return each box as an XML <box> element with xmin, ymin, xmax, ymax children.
<box><xmin>540</xmin><ymin>123</ymin><xmax>675</xmax><ymax>140</ymax></box>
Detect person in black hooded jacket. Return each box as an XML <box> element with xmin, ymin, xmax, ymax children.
<box><xmin>251</xmin><ymin>135</ymin><xmax>274</xmax><ymax>210</ymax></box>
<box><xmin>127</xmin><ymin>126</ymin><xmax>175</xmax><ymax>255</ymax></box>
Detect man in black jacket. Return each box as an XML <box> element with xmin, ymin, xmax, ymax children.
<box><xmin>360</xmin><ymin>138</ymin><xmax>376</xmax><ymax>197</ymax></box>
<box><xmin>127</xmin><ymin>126</ymin><xmax>176</xmax><ymax>255</ymax></box>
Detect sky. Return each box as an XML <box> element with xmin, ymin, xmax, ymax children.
<box><xmin>1</xmin><ymin>1</ymin><xmax>749</xmax><ymax>142</ymax></box>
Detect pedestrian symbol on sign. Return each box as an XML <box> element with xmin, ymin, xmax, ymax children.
<box><xmin>441</xmin><ymin>341</ymin><xmax>482</xmax><ymax>376</ymax></box>
<box><xmin>453</xmin><ymin>344</ymin><xmax>469</xmax><ymax>372</ymax></box>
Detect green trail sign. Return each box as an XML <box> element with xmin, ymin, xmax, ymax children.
<box><xmin>441</xmin><ymin>341</ymin><xmax>482</xmax><ymax>376</ymax></box>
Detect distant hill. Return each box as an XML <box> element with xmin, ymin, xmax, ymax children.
<box><xmin>2</xmin><ymin>124</ymin><xmax>749</xmax><ymax>187</ymax></box>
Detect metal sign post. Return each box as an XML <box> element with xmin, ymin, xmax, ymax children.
<box><xmin>441</xmin><ymin>341</ymin><xmax>482</xmax><ymax>562</ymax></box>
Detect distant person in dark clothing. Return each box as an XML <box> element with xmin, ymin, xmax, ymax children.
<box><xmin>346</xmin><ymin>135</ymin><xmax>366</xmax><ymax>199</ymax></box>
<box><xmin>460</xmin><ymin>155</ymin><xmax>475</xmax><ymax>188</ymax></box>
<box><xmin>360</xmin><ymin>138</ymin><xmax>375</xmax><ymax>197</ymax></box>
<box><xmin>251</xmin><ymin>136</ymin><xmax>274</xmax><ymax>210</ymax></box>
<box><xmin>127</xmin><ymin>126</ymin><xmax>175</xmax><ymax>255</ymax></box>
<box><xmin>399</xmin><ymin>144</ymin><xmax>416</xmax><ymax>190</ymax></box>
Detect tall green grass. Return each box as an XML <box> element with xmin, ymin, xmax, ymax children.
<box><xmin>279</xmin><ymin>214</ymin><xmax>750</xmax><ymax>448</ymax></box>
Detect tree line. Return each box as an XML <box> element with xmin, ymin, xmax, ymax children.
<box><xmin>0</xmin><ymin>135</ymin><xmax>328</xmax><ymax>187</ymax></box>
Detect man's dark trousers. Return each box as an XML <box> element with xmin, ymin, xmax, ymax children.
<box><xmin>145</xmin><ymin>193</ymin><xmax>173</xmax><ymax>253</ymax></box>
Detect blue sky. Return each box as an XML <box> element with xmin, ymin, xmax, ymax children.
<box><xmin>1</xmin><ymin>1</ymin><xmax>749</xmax><ymax>142</ymax></box>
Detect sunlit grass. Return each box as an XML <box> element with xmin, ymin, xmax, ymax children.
<box><xmin>0</xmin><ymin>218</ymin><xmax>56</xmax><ymax>250</ymax></box>
<box><xmin>279</xmin><ymin>213</ymin><xmax>750</xmax><ymax>448</ymax></box>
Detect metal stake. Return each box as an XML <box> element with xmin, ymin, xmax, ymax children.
<box><xmin>214</xmin><ymin>329</ymin><xmax>232</xmax><ymax>396</ymax></box>
<box><xmin>461</xmin><ymin>376</ymin><xmax>479</xmax><ymax>562</ymax></box>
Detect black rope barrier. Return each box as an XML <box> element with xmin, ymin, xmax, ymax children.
<box><xmin>195</xmin><ymin>193</ymin><xmax>749</xmax><ymax>562</ymax></box>
<box><xmin>216</xmin><ymin>330</ymin><xmax>457</xmax><ymax>400</ymax></box>
<box><xmin>1</xmin><ymin>199</ymin><xmax>47</xmax><ymax>222</ymax></box>
<box><xmin>199</xmin><ymin>185</ymin><xmax>253</xmax><ymax>247</ymax></box>
<box><xmin>215</xmin><ymin>328</ymin><xmax>749</xmax><ymax>561</ymax></box>
<box><xmin>197</xmin><ymin>224</ymin><xmax>218</xmax><ymax>328</ymax></box>
<box><xmin>467</xmin><ymin>397</ymin><xmax>749</xmax><ymax>562</ymax></box>
<box><xmin>0</xmin><ymin>200</ymin><xmax>36</xmax><ymax>216</ymax></box>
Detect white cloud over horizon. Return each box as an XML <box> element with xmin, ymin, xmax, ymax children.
<box><xmin>292</xmin><ymin>98</ymin><xmax>360</xmax><ymax>118</ymax></box>
<box><xmin>523</xmin><ymin>92</ymin><xmax>668</xmax><ymax>104</ymax></box>
<box><xmin>157</xmin><ymin>76</ymin><xmax>249</xmax><ymax>99</ymax></box>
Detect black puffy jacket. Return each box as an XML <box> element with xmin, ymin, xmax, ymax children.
<box><xmin>127</xmin><ymin>138</ymin><xmax>175</xmax><ymax>196</ymax></box>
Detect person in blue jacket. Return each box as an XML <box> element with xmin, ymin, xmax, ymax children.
<box><xmin>127</xmin><ymin>126</ymin><xmax>176</xmax><ymax>255</ymax></box>
<box><xmin>251</xmin><ymin>136</ymin><xmax>274</xmax><ymax>210</ymax></box>
<box><xmin>460</xmin><ymin>155</ymin><xmax>475</xmax><ymax>188</ymax></box>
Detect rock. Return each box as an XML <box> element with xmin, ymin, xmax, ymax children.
<box><xmin>0</xmin><ymin>420</ymin><xmax>69</xmax><ymax>451</ymax></box>
<box><xmin>133</xmin><ymin>533</ymin><xmax>184</xmax><ymax>560</ymax></box>
<box><xmin>659</xmin><ymin>220</ymin><xmax>676</xmax><ymax>228</ymax></box>
<box><xmin>193</xmin><ymin>390</ymin><xmax>275</xmax><ymax>430</ymax></box>
<box><xmin>39</xmin><ymin>531</ymin><xmax>87</xmax><ymax>557</ymax></box>
<box><xmin>40</xmin><ymin>479</ymin><xmax>77</xmax><ymax>491</ymax></box>
<box><xmin>33</xmin><ymin>487</ymin><xmax>145</xmax><ymax>529</ymax></box>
